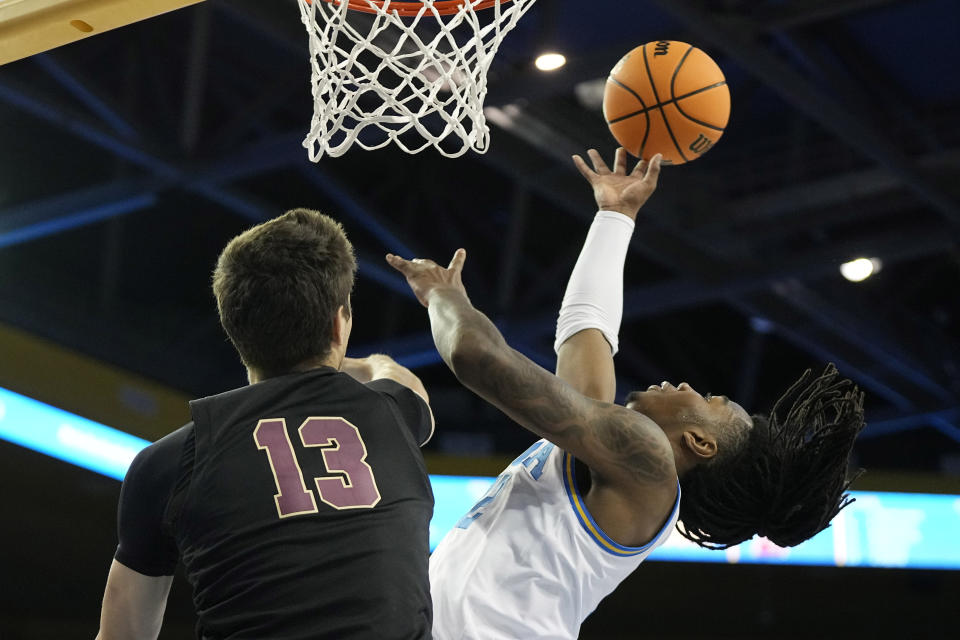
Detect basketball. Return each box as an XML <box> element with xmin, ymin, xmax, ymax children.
<box><xmin>603</xmin><ymin>40</ymin><xmax>730</xmax><ymax>165</ymax></box>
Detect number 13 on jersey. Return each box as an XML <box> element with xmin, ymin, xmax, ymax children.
<box><xmin>254</xmin><ymin>417</ymin><xmax>381</xmax><ymax>518</ymax></box>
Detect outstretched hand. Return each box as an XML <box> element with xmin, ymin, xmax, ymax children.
<box><xmin>386</xmin><ymin>249</ymin><xmax>468</xmax><ymax>308</ymax></box>
<box><xmin>572</xmin><ymin>148</ymin><xmax>662</xmax><ymax>220</ymax></box>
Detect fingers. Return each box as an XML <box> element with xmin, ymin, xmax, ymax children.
<box><xmin>385</xmin><ymin>253</ymin><xmax>410</xmax><ymax>275</ymax></box>
<box><xmin>386</xmin><ymin>253</ymin><xmax>437</xmax><ymax>276</ymax></box>
<box><xmin>613</xmin><ymin>147</ymin><xmax>628</xmax><ymax>175</ymax></box>
<box><xmin>631</xmin><ymin>157</ymin><xmax>648</xmax><ymax>177</ymax></box>
<box><xmin>586</xmin><ymin>149</ymin><xmax>610</xmax><ymax>174</ymax></box>
<box><xmin>447</xmin><ymin>248</ymin><xmax>467</xmax><ymax>273</ymax></box>
<box><xmin>576</xmin><ymin>148</ymin><xmax>635</xmax><ymax>178</ymax></box>
<box><xmin>386</xmin><ymin>252</ymin><xmax>463</xmax><ymax>275</ymax></box>
<box><xmin>572</xmin><ymin>154</ymin><xmax>594</xmax><ymax>182</ymax></box>
<box><xmin>643</xmin><ymin>153</ymin><xmax>663</xmax><ymax>187</ymax></box>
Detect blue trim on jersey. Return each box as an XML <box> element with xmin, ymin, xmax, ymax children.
<box><xmin>561</xmin><ymin>451</ymin><xmax>681</xmax><ymax>557</ymax></box>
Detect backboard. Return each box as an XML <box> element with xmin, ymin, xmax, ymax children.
<box><xmin>0</xmin><ymin>0</ymin><xmax>205</xmax><ymax>66</ymax></box>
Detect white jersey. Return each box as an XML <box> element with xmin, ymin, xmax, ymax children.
<box><xmin>430</xmin><ymin>439</ymin><xmax>680</xmax><ymax>640</ymax></box>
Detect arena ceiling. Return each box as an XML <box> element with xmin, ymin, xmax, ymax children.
<box><xmin>1</xmin><ymin>0</ymin><xmax>959</xmax><ymax>474</ymax></box>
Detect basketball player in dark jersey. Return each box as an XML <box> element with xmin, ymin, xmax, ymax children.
<box><xmin>96</xmin><ymin>209</ymin><xmax>435</xmax><ymax>640</ymax></box>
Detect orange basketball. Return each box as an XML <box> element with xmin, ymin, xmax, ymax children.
<box><xmin>603</xmin><ymin>40</ymin><xmax>730</xmax><ymax>165</ymax></box>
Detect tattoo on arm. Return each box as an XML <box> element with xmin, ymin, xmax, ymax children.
<box><xmin>470</xmin><ymin>352</ymin><xmax>581</xmax><ymax>432</ymax></box>
<box><xmin>430</xmin><ymin>288</ymin><xmax>673</xmax><ymax>486</ymax></box>
<box><xmin>466</xmin><ymin>349</ymin><xmax>672</xmax><ymax>485</ymax></box>
<box><xmin>593</xmin><ymin>409</ymin><xmax>673</xmax><ymax>484</ymax></box>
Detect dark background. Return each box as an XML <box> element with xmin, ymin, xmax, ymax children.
<box><xmin>1</xmin><ymin>0</ymin><xmax>959</xmax><ymax>637</ymax></box>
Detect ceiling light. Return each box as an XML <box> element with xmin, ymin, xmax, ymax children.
<box><xmin>840</xmin><ymin>257</ymin><xmax>882</xmax><ymax>282</ymax></box>
<box><xmin>535</xmin><ymin>52</ymin><xmax>566</xmax><ymax>72</ymax></box>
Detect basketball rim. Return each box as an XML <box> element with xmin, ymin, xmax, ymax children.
<box><xmin>314</xmin><ymin>0</ymin><xmax>513</xmax><ymax>17</ymax></box>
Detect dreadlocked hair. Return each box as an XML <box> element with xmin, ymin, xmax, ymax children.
<box><xmin>676</xmin><ymin>363</ymin><xmax>866</xmax><ymax>550</ymax></box>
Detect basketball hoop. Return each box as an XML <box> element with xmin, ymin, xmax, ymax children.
<box><xmin>297</xmin><ymin>0</ymin><xmax>539</xmax><ymax>160</ymax></box>
<box><xmin>324</xmin><ymin>1</ymin><xmax>510</xmax><ymax>17</ymax></box>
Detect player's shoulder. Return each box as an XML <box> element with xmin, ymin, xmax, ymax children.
<box><xmin>363</xmin><ymin>378</ymin><xmax>428</xmax><ymax>408</ymax></box>
<box><xmin>297</xmin><ymin>369</ymin><xmax>415</xmax><ymax>405</ymax></box>
<box><xmin>361</xmin><ymin>376</ymin><xmax>405</xmax><ymax>393</ymax></box>
<box><xmin>126</xmin><ymin>422</ymin><xmax>194</xmax><ymax>481</ymax></box>
<box><xmin>362</xmin><ymin>379</ymin><xmax>433</xmax><ymax>445</ymax></box>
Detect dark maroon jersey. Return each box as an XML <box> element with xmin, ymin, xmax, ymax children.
<box><xmin>115</xmin><ymin>367</ymin><xmax>434</xmax><ymax>640</ymax></box>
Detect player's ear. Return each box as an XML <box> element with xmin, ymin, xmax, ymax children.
<box><xmin>681</xmin><ymin>429</ymin><xmax>717</xmax><ymax>461</ymax></box>
<box><xmin>332</xmin><ymin>304</ymin><xmax>352</xmax><ymax>348</ymax></box>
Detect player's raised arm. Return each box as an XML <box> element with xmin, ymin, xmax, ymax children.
<box><xmin>556</xmin><ymin>149</ymin><xmax>661</xmax><ymax>403</ymax></box>
<box><xmin>386</xmin><ymin>250</ymin><xmax>676</xmax><ymax>489</ymax></box>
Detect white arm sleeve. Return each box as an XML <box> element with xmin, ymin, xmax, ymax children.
<box><xmin>554</xmin><ymin>210</ymin><xmax>635</xmax><ymax>356</ymax></box>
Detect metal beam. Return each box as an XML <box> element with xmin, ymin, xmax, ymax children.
<box><xmin>206</xmin><ymin>74</ymin><xmax>304</xmax><ymax>151</ymax></box>
<box><xmin>734</xmin><ymin>295</ymin><xmax>914</xmax><ymax>410</ymax></box>
<box><xmin>0</xmin><ymin>79</ymin><xmax>177</xmax><ymax>178</ymax></box>
<box><xmin>703</xmin><ymin>149</ymin><xmax>960</xmax><ymax>233</ymax></box>
<box><xmin>0</xmin><ymin>194</ymin><xmax>155</xmax><ymax>249</ymax></box>
<box><xmin>298</xmin><ymin>166</ymin><xmax>417</xmax><ymax>257</ymax></box>
<box><xmin>736</xmin><ymin>318</ymin><xmax>770</xmax><ymax>410</ymax></box>
<box><xmin>0</xmin><ymin>129</ymin><xmax>310</xmax><ymax>249</ymax></box>
<box><xmin>755</xmin><ymin>0</ymin><xmax>903</xmax><ymax>31</ymax></box>
<box><xmin>773</xmin><ymin>280</ymin><xmax>955</xmax><ymax>402</ymax></box>
<box><xmin>0</xmin><ymin>181</ymin><xmax>158</xmax><ymax>249</ymax></box>
<box><xmin>0</xmin><ymin>76</ymin><xmax>312</xmax><ymax>212</ymax></box>
<box><xmin>622</xmin><ymin>223</ymin><xmax>953</xmax><ymax>320</ymax></box>
<box><xmin>732</xmin><ymin>295</ymin><xmax>960</xmax><ymax>442</ymax></box>
<box><xmin>861</xmin><ymin>406</ymin><xmax>960</xmax><ymax>440</ymax></box>
<box><xmin>0</xmin><ymin>81</ymin><xmax>423</xmax><ymax>308</ymax></box>
<box><xmin>217</xmin><ymin>0</ymin><xmax>316</xmax><ymax>57</ymax></box>
<box><xmin>497</xmin><ymin>185</ymin><xmax>529</xmax><ymax>312</ymax></box>
<box><xmin>180</xmin><ymin>2</ymin><xmax>212</xmax><ymax>153</ymax></box>
<box><xmin>787</xmin><ymin>23</ymin><xmax>942</xmax><ymax>155</ymax></box>
<box><xmin>646</xmin><ymin>0</ymin><xmax>960</xmax><ymax>228</ymax></box>
<box><xmin>33</xmin><ymin>54</ymin><xmax>140</xmax><ymax>141</ymax></box>
<box><xmin>484</xmin><ymin>218</ymin><xmax>952</xmax><ymax>340</ymax></box>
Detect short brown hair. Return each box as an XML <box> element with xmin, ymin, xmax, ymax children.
<box><xmin>213</xmin><ymin>208</ymin><xmax>357</xmax><ymax>377</ymax></box>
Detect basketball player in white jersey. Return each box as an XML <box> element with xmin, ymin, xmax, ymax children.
<box><xmin>388</xmin><ymin>149</ymin><xmax>865</xmax><ymax>640</ymax></box>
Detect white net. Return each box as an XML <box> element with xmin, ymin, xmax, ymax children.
<box><xmin>297</xmin><ymin>0</ymin><xmax>539</xmax><ymax>160</ymax></box>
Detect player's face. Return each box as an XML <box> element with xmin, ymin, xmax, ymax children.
<box><xmin>624</xmin><ymin>382</ymin><xmax>752</xmax><ymax>440</ymax></box>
